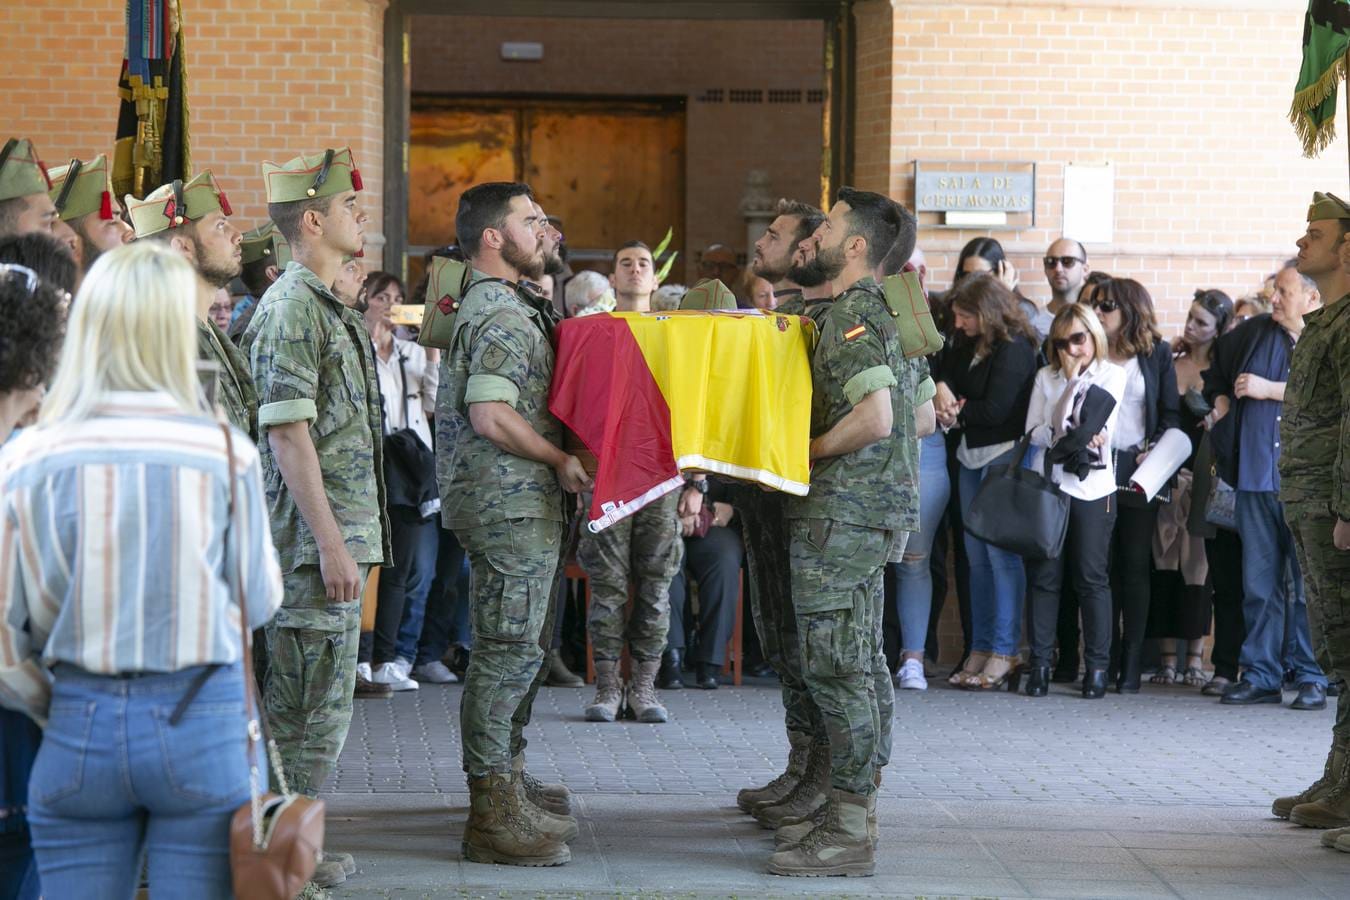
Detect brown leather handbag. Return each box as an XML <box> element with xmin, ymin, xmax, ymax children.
<box><xmin>219</xmin><ymin>423</ymin><xmax>326</xmax><ymax>899</ymax></box>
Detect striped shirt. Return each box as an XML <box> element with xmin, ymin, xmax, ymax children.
<box><xmin>0</xmin><ymin>392</ymin><xmax>284</xmax><ymax>724</ymax></box>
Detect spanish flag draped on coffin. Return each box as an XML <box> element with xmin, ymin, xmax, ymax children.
<box><xmin>549</xmin><ymin>308</ymin><xmax>815</xmax><ymax>532</ymax></box>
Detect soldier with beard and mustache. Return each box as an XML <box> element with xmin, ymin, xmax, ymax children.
<box><xmin>47</xmin><ymin>154</ymin><xmax>133</xmax><ymax>277</ymax></box>
<box><xmin>125</xmin><ymin>171</ymin><xmax>257</xmax><ymax>442</ymax></box>
<box><xmin>436</xmin><ymin>181</ymin><xmax>592</xmax><ymax>867</ymax></box>
<box><xmin>733</xmin><ymin>200</ymin><xmax>842</xmax><ymax>829</ymax></box>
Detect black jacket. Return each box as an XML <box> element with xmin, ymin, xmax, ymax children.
<box><xmin>937</xmin><ymin>334</ymin><xmax>1039</xmax><ymax>450</ymax></box>
<box><xmin>1202</xmin><ymin>314</ymin><xmax>1284</xmax><ymax>485</ymax></box>
<box><xmin>1130</xmin><ymin>339</ymin><xmax>1182</xmax><ymax>448</ymax></box>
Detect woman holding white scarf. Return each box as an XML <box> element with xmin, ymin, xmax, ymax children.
<box><xmin>1022</xmin><ymin>305</ymin><xmax>1126</xmax><ymax>698</ymax></box>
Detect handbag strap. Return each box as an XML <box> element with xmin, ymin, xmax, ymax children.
<box><xmin>219</xmin><ymin>421</ymin><xmax>291</xmax><ymax>848</ymax></box>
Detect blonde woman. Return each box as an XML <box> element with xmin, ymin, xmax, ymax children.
<box><xmin>1022</xmin><ymin>305</ymin><xmax>1126</xmax><ymax>698</ymax></box>
<box><xmin>0</xmin><ymin>242</ymin><xmax>283</xmax><ymax>899</ymax></box>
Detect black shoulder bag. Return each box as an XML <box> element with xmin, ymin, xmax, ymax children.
<box><xmin>964</xmin><ymin>433</ymin><xmax>1071</xmax><ymax>561</ymax></box>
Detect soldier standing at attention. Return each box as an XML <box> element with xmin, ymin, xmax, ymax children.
<box><xmin>578</xmin><ymin>240</ymin><xmax>686</xmax><ymax>726</ymax></box>
<box><xmin>734</xmin><ymin>200</ymin><xmax>837</xmax><ymax>825</ymax></box>
<box><xmin>46</xmin><ymin>154</ymin><xmax>133</xmax><ymax>274</ymax></box>
<box><xmin>126</xmin><ymin>172</ymin><xmax>257</xmax><ymax>442</ymax></box>
<box><xmin>768</xmin><ymin>188</ymin><xmax>909</xmax><ymax>878</ymax></box>
<box><xmin>0</xmin><ymin>139</ymin><xmax>58</xmax><ymax>239</ymax></box>
<box><xmin>437</xmin><ymin>182</ymin><xmax>591</xmax><ymax>867</ymax></box>
<box><xmin>243</xmin><ymin>148</ymin><xmax>390</xmax><ymax>894</ymax></box>
<box><xmin>1273</xmin><ymin>192</ymin><xmax>1350</xmax><ymax>841</ymax></box>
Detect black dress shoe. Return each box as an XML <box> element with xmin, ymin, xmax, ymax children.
<box><xmin>1291</xmin><ymin>682</ymin><xmax>1328</xmax><ymax>710</ymax></box>
<box><xmin>695</xmin><ymin>662</ymin><xmax>720</xmax><ymax>690</ymax></box>
<box><xmin>1025</xmin><ymin>666</ymin><xmax>1050</xmax><ymax>697</ymax></box>
<box><xmin>1220</xmin><ymin>681</ymin><xmax>1282</xmax><ymax>705</ymax></box>
<box><xmin>1116</xmin><ymin>654</ymin><xmax>1142</xmax><ymax>694</ymax></box>
<box><xmin>1082</xmin><ymin>669</ymin><xmax>1108</xmax><ymax>699</ymax></box>
<box><xmin>658</xmin><ymin>649</ymin><xmax>685</xmax><ymax>690</ymax></box>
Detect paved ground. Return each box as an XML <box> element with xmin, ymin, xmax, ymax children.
<box><xmin>324</xmin><ymin>676</ymin><xmax>1348</xmax><ymax>899</ymax></box>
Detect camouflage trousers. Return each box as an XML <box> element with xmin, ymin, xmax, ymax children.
<box><xmin>263</xmin><ymin>564</ymin><xmax>370</xmax><ymax>798</ymax></box>
<box><xmin>509</xmin><ymin>528</ymin><xmax>568</xmax><ymax>761</ymax></box>
<box><xmin>788</xmin><ymin>518</ymin><xmax>891</xmax><ymax>796</ymax></box>
<box><xmin>457</xmin><ymin>517</ymin><xmax>563</xmax><ymax>778</ymax></box>
<box><xmin>1286</xmin><ymin>502</ymin><xmax>1350</xmax><ymax>739</ymax></box>
<box><xmin>579</xmin><ymin>492</ymin><xmax>682</xmax><ymax>662</ymax></box>
<box><xmin>733</xmin><ymin>487</ymin><xmax>825</xmax><ymax>743</ymax></box>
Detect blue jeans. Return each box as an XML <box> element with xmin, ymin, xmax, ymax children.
<box><xmin>411</xmin><ymin>525</ymin><xmax>472</xmax><ymax>666</ymax></box>
<box><xmin>28</xmin><ymin>663</ymin><xmax>255</xmax><ymax>900</ymax></box>
<box><xmin>896</xmin><ymin>432</ymin><xmax>951</xmax><ymax>654</ymax></box>
<box><xmin>375</xmin><ymin>508</ymin><xmax>441</xmax><ymax>665</ymax></box>
<box><xmin>1235</xmin><ymin>490</ymin><xmax>1326</xmax><ymax>691</ymax></box>
<box><xmin>958</xmin><ymin>446</ymin><xmax>1027</xmax><ymax>656</ymax></box>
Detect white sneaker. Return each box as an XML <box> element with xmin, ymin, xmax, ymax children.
<box><xmin>356</xmin><ymin>662</ymin><xmax>373</xmax><ymax>682</ymax></box>
<box><xmin>896</xmin><ymin>659</ymin><xmax>928</xmax><ymax>691</ymax></box>
<box><xmin>392</xmin><ymin>658</ymin><xmax>414</xmax><ymax>680</ymax></box>
<box><xmin>372</xmin><ymin>661</ymin><xmax>419</xmax><ymax>691</ymax></box>
<box><xmin>411</xmin><ymin>661</ymin><xmax>458</xmax><ymax>684</ymax></box>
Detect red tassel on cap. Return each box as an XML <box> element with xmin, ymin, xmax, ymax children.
<box><xmin>218</xmin><ymin>190</ymin><xmax>233</xmax><ymax>217</ymax></box>
<box><xmin>100</xmin><ymin>191</ymin><xmax>113</xmax><ymax>220</ymax></box>
<box><xmin>355</xmin><ymin>248</ymin><xmax>365</xmax><ymax>258</ymax></box>
<box><xmin>351</xmin><ymin>168</ymin><xmax>364</xmax><ymax>191</ymax></box>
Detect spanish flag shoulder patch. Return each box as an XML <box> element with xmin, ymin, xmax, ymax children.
<box><xmin>843</xmin><ymin>324</ymin><xmax>867</xmax><ymax>341</ymax></box>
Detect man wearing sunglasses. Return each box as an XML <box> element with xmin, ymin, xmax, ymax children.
<box><xmin>0</xmin><ymin>139</ymin><xmax>59</xmax><ymax>240</ymax></box>
<box><xmin>1043</xmin><ymin>237</ymin><xmax>1091</xmax><ymax>316</ymax></box>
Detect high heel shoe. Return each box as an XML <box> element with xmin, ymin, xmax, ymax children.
<box><xmin>1024</xmin><ymin>665</ymin><xmax>1051</xmax><ymax>697</ymax></box>
<box><xmin>964</xmin><ymin>653</ymin><xmax>1018</xmax><ymax>690</ymax></box>
<box><xmin>948</xmin><ymin>651</ymin><xmax>989</xmax><ymax>687</ymax></box>
<box><xmin>1082</xmin><ymin>669</ymin><xmax>1108</xmax><ymax>699</ymax></box>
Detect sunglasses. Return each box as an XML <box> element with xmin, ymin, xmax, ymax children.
<box><xmin>1051</xmin><ymin>331</ymin><xmax>1090</xmax><ymax>353</ymax></box>
<box><xmin>1091</xmin><ymin>299</ymin><xmax>1120</xmax><ymax>314</ymax></box>
<box><xmin>0</xmin><ymin>263</ymin><xmax>39</xmax><ymax>295</ymax></box>
<box><xmin>1043</xmin><ymin>256</ymin><xmax>1084</xmax><ymax>269</ymax></box>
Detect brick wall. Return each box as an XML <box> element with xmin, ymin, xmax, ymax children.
<box><xmin>853</xmin><ymin>0</ymin><xmax>1348</xmax><ymax>335</ymax></box>
<box><xmin>1</xmin><ymin>0</ymin><xmax>387</xmax><ymax>265</ymax></box>
<box><xmin>410</xmin><ymin>15</ymin><xmax>825</xmax><ymax>284</ymax></box>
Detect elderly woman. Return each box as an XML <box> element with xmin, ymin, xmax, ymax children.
<box><xmin>0</xmin><ymin>243</ymin><xmax>283</xmax><ymax>898</ymax></box>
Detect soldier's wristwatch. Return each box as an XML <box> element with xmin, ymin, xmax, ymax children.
<box><xmin>688</xmin><ymin>478</ymin><xmax>710</xmax><ymax>495</ymax></box>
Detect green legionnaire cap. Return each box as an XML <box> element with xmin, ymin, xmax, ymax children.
<box><xmin>679</xmin><ymin>278</ymin><xmax>737</xmax><ymax>311</ymax></box>
<box><xmin>48</xmin><ymin>154</ymin><xmax>116</xmax><ymax>222</ymax></box>
<box><xmin>0</xmin><ymin>138</ymin><xmax>53</xmax><ymax>202</ymax></box>
<box><xmin>262</xmin><ymin>147</ymin><xmax>363</xmax><ymax>204</ymax></box>
<box><xmin>240</xmin><ymin>222</ymin><xmax>278</xmax><ymax>265</ymax></box>
<box><xmin>1307</xmin><ymin>191</ymin><xmax>1350</xmax><ymax>222</ymax></box>
<box><xmin>126</xmin><ymin>169</ymin><xmax>234</xmax><ymax>239</ymax></box>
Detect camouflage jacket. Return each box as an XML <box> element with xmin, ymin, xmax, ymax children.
<box><xmin>242</xmin><ymin>261</ymin><xmax>391</xmax><ymax>573</ymax></box>
<box><xmin>436</xmin><ymin>269</ymin><xmax>565</xmax><ymax>530</ymax></box>
<box><xmin>1279</xmin><ymin>295</ymin><xmax>1350</xmax><ymax>518</ymax></box>
<box><xmin>198</xmin><ymin>318</ymin><xmax>258</xmax><ymax>442</ymax></box>
<box><xmin>787</xmin><ymin>276</ymin><xmax>918</xmax><ymax>531</ymax></box>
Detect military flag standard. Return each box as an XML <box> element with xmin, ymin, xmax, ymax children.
<box><xmin>113</xmin><ymin>0</ymin><xmax>191</xmax><ymax>200</ymax></box>
<box><xmin>1291</xmin><ymin>0</ymin><xmax>1350</xmax><ymax>157</ymax></box>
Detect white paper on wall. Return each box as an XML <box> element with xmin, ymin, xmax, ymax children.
<box><xmin>1063</xmin><ymin>162</ymin><xmax>1114</xmax><ymax>244</ymax></box>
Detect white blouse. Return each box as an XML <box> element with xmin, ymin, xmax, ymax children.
<box><xmin>372</xmin><ymin>337</ymin><xmax>437</xmax><ymax>448</ymax></box>
<box><xmin>1025</xmin><ymin>360</ymin><xmax>1128</xmax><ymax>502</ymax></box>
<box><xmin>1112</xmin><ymin>356</ymin><xmax>1147</xmax><ymax>450</ymax></box>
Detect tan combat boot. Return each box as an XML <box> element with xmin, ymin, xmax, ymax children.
<box><xmin>1274</xmin><ymin>737</ymin><xmax>1345</xmax><ymax>819</ymax></box>
<box><xmin>1290</xmin><ymin>744</ymin><xmax>1350</xmax><ymax>828</ymax></box>
<box><xmin>1321</xmin><ymin>825</ymin><xmax>1350</xmax><ymax>848</ymax></box>
<box><xmin>509</xmin><ymin>771</ymin><xmax>578</xmax><ymax>842</ymax></box>
<box><xmin>737</xmin><ymin>731</ymin><xmax>811</xmax><ymax>813</ymax></box>
<box><xmin>584</xmin><ymin>659</ymin><xmax>624</xmax><ymax>722</ymax></box>
<box><xmin>754</xmin><ymin>740</ymin><xmax>830</xmax><ymax>829</ymax></box>
<box><xmin>774</xmin><ymin>795</ymin><xmax>831</xmax><ymax>849</ymax></box>
<box><xmin>512</xmin><ymin>751</ymin><xmax>573</xmax><ymax>816</ymax></box>
<box><xmin>627</xmin><ymin>656</ymin><xmax>669</xmax><ymax>723</ymax></box>
<box><xmin>767</xmin><ymin>788</ymin><xmax>875</xmax><ymax>877</ymax></box>
<box><xmin>462</xmin><ymin>772</ymin><xmax>571</xmax><ymax>866</ymax></box>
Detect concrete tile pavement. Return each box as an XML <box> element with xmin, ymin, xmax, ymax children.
<box><xmin>322</xmin><ymin>678</ymin><xmax>1349</xmax><ymax>898</ymax></box>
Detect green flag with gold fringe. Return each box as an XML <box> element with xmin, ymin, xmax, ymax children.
<box><xmin>113</xmin><ymin>0</ymin><xmax>191</xmax><ymax>200</ymax></box>
<box><xmin>1291</xmin><ymin>0</ymin><xmax>1350</xmax><ymax>157</ymax></box>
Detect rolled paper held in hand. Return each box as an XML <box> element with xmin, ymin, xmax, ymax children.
<box><xmin>1128</xmin><ymin>427</ymin><xmax>1191</xmax><ymax>501</ymax></box>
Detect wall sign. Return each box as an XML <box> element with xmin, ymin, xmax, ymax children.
<box><xmin>912</xmin><ymin>161</ymin><xmax>1037</xmax><ymax>230</ymax></box>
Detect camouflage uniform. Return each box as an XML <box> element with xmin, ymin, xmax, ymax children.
<box><xmin>243</xmin><ymin>261</ymin><xmax>390</xmax><ymax>798</ymax></box>
<box><xmin>199</xmin><ymin>318</ymin><xmax>258</xmax><ymax>442</ymax></box>
<box><xmin>786</xmin><ymin>276</ymin><xmax>911</xmax><ymax>796</ymax></box>
<box><xmin>438</xmin><ymin>271</ymin><xmax>565</xmax><ymax>778</ymax></box>
<box><xmin>731</xmin><ymin>291</ymin><xmax>834</xmax><ymax>743</ymax></box>
<box><xmin>1280</xmin><ymin>294</ymin><xmax>1350</xmax><ymax>741</ymax></box>
<box><xmin>578</xmin><ymin>492</ymin><xmax>683</xmax><ymax>663</ymax></box>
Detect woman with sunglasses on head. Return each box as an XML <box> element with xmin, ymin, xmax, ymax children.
<box><xmin>953</xmin><ymin>237</ymin><xmax>1052</xmax><ymax>337</ymax></box>
<box><xmin>1023</xmin><ymin>305</ymin><xmax>1126</xmax><ymax>698</ymax></box>
<box><xmin>1147</xmin><ymin>290</ymin><xmax>1234</xmax><ymax>690</ymax></box>
<box><xmin>1087</xmin><ymin>278</ymin><xmax>1182</xmax><ymax>693</ymax></box>
<box><xmin>934</xmin><ymin>273</ymin><xmax>1041</xmax><ymax>690</ymax></box>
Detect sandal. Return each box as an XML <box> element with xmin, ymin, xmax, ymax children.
<box><xmin>948</xmin><ymin>651</ymin><xmax>990</xmax><ymax>687</ymax></box>
<box><xmin>1149</xmin><ymin>665</ymin><xmax>1178</xmax><ymax>685</ymax></box>
<box><xmin>964</xmin><ymin>654</ymin><xmax>1019</xmax><ymax>690</ymax></box>
<box><xmin>1182</xmin><ymin>663</ymin><xmax>1208</xmax><ymax>687</ymax></box>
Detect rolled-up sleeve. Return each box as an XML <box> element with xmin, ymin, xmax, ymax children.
<box><xmin>250</xmin><ymin>302</ymin><xmax>321</xmax><ymax>427</ymax></box>
<box><xmin>464</xmin><ymin>312</ymin><xmax>533</xmax><ymax>408</ymax></box>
